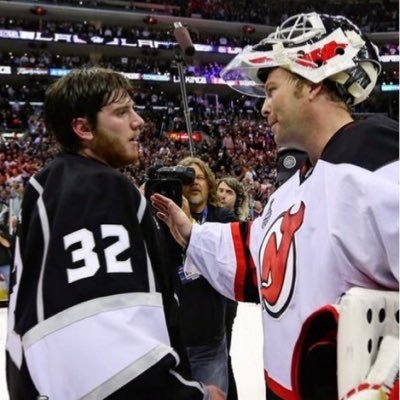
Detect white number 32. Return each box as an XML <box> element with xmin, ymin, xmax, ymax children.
<box><xmin>63</xmin><ymin>224</ymin><xmax>133</xmax><ymax>283</ymax></box>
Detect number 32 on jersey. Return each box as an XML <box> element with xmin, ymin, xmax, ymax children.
<box><xmin>64</xmin><ymin>224</ymin><xmax>133</xmax><ymax>283</ymax></box>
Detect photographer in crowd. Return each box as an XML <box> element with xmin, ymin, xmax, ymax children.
<box><xmin>5</xmin><ymin>67</ymin><xmax>225</xmax><ymax>400</ymax></box>
<box><xmin>176</xmin><ymin>157</ymin><xmax>236</xmax><ymax>395</ymax></box>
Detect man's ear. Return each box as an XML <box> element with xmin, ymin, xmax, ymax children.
<box><xmin>71</xmin><ymin>117</ymin><xmax>94</xmax><ymax>141</ymax></box>
<box><xmin>308</xmin><ymin>82</ymin><xmax>324</xmax><ymax>102</ymax></box>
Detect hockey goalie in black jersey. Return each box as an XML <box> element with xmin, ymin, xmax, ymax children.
<box><xmin>5</xmin><ymin>67</ymin><xmax>225</xmax><ymax>400</ymax></box>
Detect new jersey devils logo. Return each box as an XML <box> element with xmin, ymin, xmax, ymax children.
<box><xmin>260</xmin><ymin>202</ymin><xmax>305</xmax><ymax>318</ymax></box>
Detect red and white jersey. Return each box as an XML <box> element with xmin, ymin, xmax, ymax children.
<box><xmin>184</xmin><ymin>116</ymin><xmax>399</xmax><ymax>399</ymax></box>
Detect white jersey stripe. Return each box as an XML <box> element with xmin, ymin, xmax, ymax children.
<box><xmin>137</xmin><ymin>193</ymin><xmax>147</xmax><ymax>223</ymax></box>
<box><xmin>83</xmin><ymin>344</ymin><xmax>173</xmax><ymax>400</ymax></box>
<box><xmin>24</xmin><ymin>295</ymin><xmax>170</xmax><ymax>399</ymax></box>
<box><xmin>30</xmin><ymin>176</ymin><xmax>50</xmax><ymax>323</ymax></box>
<box><xmin>23</xmin><ymin>292</ymin><xmax>163</xmax><ymax>347</ymax></box>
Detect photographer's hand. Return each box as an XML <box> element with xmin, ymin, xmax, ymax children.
<box><xmin>151</xmin><ymin>193</ymin><xmax>193</xmax><ymax>248</ymax></box>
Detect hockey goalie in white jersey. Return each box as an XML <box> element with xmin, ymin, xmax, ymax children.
<box><xmin>152</xmin><ymin>12</ymin><xmax>399</xmax><ymax>400</ymax></box>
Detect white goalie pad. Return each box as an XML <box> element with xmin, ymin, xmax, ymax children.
<box><xmin>292</xmin><ymin>287</ymin><xmax>399</xmax><ymax>400</ymax></box>
<box><xmin>337</xmin><ymin>287</ymin><xmax>399</xmax><ymax>400</ymax></box>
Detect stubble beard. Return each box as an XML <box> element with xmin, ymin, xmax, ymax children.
<box><xmin>94</xmin><ymin>129</ymin><xmax>138</xmax><ymax>168</ymax></box>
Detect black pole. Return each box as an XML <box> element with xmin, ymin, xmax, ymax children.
<box><xmin>175</xmin><ymin>52</ymin><xmax>195</xmax><ymax>157</ymax></box>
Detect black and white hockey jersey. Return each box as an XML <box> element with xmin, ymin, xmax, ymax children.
<box><xmin>182</xmin><ymin>115</ymin><xmax>399</xmax><ymax>400</ymax></box>
<box><xmin>6</xmin><ymin>153</ymin><xmax>207</xmax><ymax>400</ymax></box>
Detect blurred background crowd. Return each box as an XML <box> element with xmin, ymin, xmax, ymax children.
<box><xmin>0</xmin><ymin>0</ymin><xmax>398</xmax><ymax>233</ymax></box>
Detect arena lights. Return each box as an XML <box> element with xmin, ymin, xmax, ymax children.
<box><xmin>0</xmin><ymin>66</ymin><xmax>11</xmax><ymax>74</ymax></box>
<box><xmin>0</xmin><ymin>28</ymin><xmax>397</xmax><ymax>64</ymax></box>
<box><xmin>2</xmin><ymin>66</ymin><xmax>396</xmax><ymax>93</ymax></box>
<box><xmin>30</xmin><ymin>6</ymin><xmax>47</xmax><ymax>16</ymax></box>
<box><xmin>381</xmin><ymin>84</ymin><xmax>400</xmax><ymax>92</ymax></box>
<box><xmin>143</xmin><ymin>16</ymin><xmax>158</xmax><ymax>25</ymax></box>
<box><xmin>242</xmin><ymin>25</ymin><xmax>255</xmax><ymax>34</ymax></box>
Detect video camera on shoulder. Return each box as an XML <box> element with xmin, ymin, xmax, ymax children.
<box><xmin>145</xmin><ymin>162</ymin><xmax>195</xmax><ymax>207</ymax></box>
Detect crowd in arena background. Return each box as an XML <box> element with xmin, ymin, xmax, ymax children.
<box><xmin>22</xmin><ymin>0</ymin><xmax>399</xmax><ymax>32</ymax></box>
<box><xmin>1</xmin><ymin>50</ymin><xmax>398</xmax><ymax>83</ymax></box>
<box><xmin>0</xmin><ymin>74</ymin><xmax>398</xmax><ymax>229</ymax></box>
<box><xmin>0</xmin><ymin>0</ymin><xmax>398</xmax><ymax>231</ymax></box>
<box><xmin>0</xmin><ymin>86</ymin><xmax>276</xmax><ymax>230</ymax></box>
<box><xmin>186</xmin><ymin>0</ymin><xmax>399</xmax><ymax>31</ymax></box>
<box><xmin>1</xmin><ymin>15</ymin><xmax>399</xmax><ymax>51</ymax></box>
<box><xmin>0</xmin><ymin>50</ymin><xmax>397</xmax><ymax>135</ymax></box>
<box><xmin>0</xmin><ymin>15</ymin><xmax>397</xmax><ymax>84</ymax></box>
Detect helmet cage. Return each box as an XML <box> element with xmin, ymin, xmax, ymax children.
<box><xmin>266</xmin><ymin>13</ymin><xmax>326</xmax><ymax>46</ymax></box>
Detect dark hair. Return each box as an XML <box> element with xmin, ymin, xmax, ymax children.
<box><xmin>44</xmin><ymin>67</ymin><xmax>134</xmax><ymax>152</ymax></box>
<box><xmin>217</xmin><ymin>177</ymin><xmax>249</xmax><ymax>220</ymax></box>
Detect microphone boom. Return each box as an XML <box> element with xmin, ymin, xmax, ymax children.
<box><xmin>174</xmin><ymin>22</ymin><xmax>195</xmax><ymax>57</ymax></box>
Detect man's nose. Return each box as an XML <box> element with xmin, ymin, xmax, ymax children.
<box><xmin>131</xmin><ymin>111</ymin><xmax>144</xmax><ymax>128</ymax></box>
<box><xmin>261</xmin><ymin>97</ymin><xmax>271</xmax><ymax>118</ymax></box>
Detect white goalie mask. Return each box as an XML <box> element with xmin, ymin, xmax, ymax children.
<box><xmin>220</xmin><ymin>13</ymin><xmax>381</xmax><ymax>105</ymax></box>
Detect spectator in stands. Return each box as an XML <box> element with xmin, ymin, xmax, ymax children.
<box><xmin>0</xmin><ymin>187</ymin><xmax>10</xmax><ymax>227</ymax></box>
<box><xmin>0</xmin><ymin>224</ymin><xmax>12</xmax><ymax>303</ymax></box>
<box><xmin>6</xmin><ymin>66</ymin><xmax>225</xmax><ymax>400</ymax></box>
<box><xmin>250</xmin><ymin>199</ymin><xmax>263</xmax><ymax>219</ymax></box>
<box><xmin>216</xmin><ymin>176</ymin><xmax>249</xmax><ymax>400</ymax></box>
<box><xmin>217</xmin><ymin>177</ymin><xmax>249</xmax><ymax>221</ymax></box>
<box><xmin>222</xmin><ymin>131</ymin><xmax>235</xmax><ymax>154</ymax></box>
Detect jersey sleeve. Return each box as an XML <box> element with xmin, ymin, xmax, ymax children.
<box><xmin>185</xmin><ymin>221</ymin><xmax>259</xmax><ymax>302</ymax></box>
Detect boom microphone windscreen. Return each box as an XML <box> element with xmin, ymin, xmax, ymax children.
<box><xmin>173</xmin><ymin>22</ymin><xmax>195</xmax><ymax>57</ymax></box>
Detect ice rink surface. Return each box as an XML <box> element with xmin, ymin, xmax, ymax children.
<box><xmin>0</xmin><ymin>302</ymin><xmax>265</xmax><ymax>399</ymax></box>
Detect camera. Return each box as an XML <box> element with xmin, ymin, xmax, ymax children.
<box><xmin>145</xmin><ymin>165</ymin><xmax>195</xmax><ymax>207</ymax></box>
<box><xmin>155</xmin><ymin>166</ymin><xmax>196</xmax><ymax>185</ymax></box>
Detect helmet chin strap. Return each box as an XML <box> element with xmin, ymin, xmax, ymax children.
<box><xmin>330</xmin><ymin>62</ymin><xmax>378</xmax><ymax>105</ymax></box>
<box><xmin>347</xmin><ymin>62</ymin><xmax>379</xmax><ymax>104</ymax></box>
